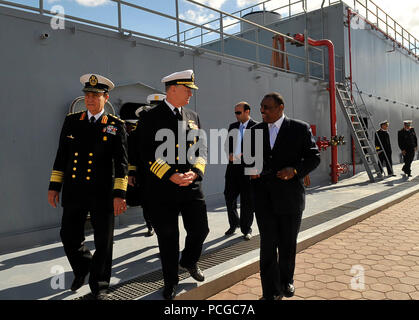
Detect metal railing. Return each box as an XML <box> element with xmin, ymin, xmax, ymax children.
<box><xmin>345</xmin><ymin>0</ymin><xmax>418</xmax><ymax>58</ymax></box>
<box><xmin>0</xmin><ymin>0</ymin><xmax>335</xmax><ymax>81</ymax></box>
<box><xmin>2</xmin><ymin>0</ymin><xmax>414</xmax><ymax>84</ymax></box>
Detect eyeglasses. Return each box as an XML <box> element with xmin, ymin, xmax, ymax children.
<box><xmin>234</xmin><ymin>111</ymin><xmax>242</xmax><ymax>115</ymax></box>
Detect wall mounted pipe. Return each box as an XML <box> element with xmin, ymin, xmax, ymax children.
<box><xmin>294</xmin><ymin>33</ymin><xmax>338</xmax><ymax>183</ymax></box>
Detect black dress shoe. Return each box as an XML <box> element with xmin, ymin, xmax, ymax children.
<box><xmin>163</xmin><ymin>285</ymin><xmax>177</xmax><ymax>300</ymax></box>
<box><xmin>180</xmin><ymin>263</ymin><xmax>205</xmax><ymax>282</ymax></box>
<box><xmin>71</xmin><ymin>275</ymin><xmax>86</xmax><ymax>291</ymax></box>
<box><xmin>94</xmin><ymin>290</ymin><xmax>110</xmax><ymax>300</ymax></box>
<box><xmin>282</xmin><ymin>283</ymin><xmax>295</xmax><ymax>298</ymax></box>
<box><xmin>146</xmin><ymin>228</ymin><xmax>154</xmax><ymax>237</ymax></box>
<box><xmin>224</xmin><ymin>227</ymin><xmax>237</xmax><ymax>236</ymax></box>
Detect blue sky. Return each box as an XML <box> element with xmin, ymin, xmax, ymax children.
<box><xmin>8</xmin><ymin>0</ymin><xmax>419</xmax><ymax>42</ymax></box>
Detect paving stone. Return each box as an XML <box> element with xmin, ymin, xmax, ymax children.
<box><xmin>237</xmin><ymin>293</ymin><xmax>259</xmax><ymax>300</ymax></box>
<box><xmin>244</xmin><ymin>278</ymin><xmax>261</xmax><ymax>288</ymax></box>
<box><xmin>339</xmin><ymin>289</ymin><xmax>363</xmax><ymax>299</ymax></box>
<box><xmin>316</xmin><ymin>288</ymin><xmax>339</xmax><ymax>299</ymax></box>
<box><xmin>391</xmin><ymin>283</ymin><xmax>416</xmax><ymax>293</ymax></box>
<box><xmin>315</xmin><ymin>274</ymin><xmax>336</xmax><ymax>283</ymax></box>
<box><xmin>369</xmin><ymin>283</ymin><xmax>393</xmax><ymax>293</ymax></box>
<box><xmin>229</xmin><ymin>284</ymin><xmax>249</xmax><ymax>295</ymax></box>
<box><xmin>362</xmin><ymin>290</ymin><xmax>386</xmax><ymax>300</ymax></box>
<box><xmin>385</xmin><ymin>291</ymin><xmax>411</xmax><ymax>300</ymax></box>
<box><xmin>207</xmin><ymin>192</ymin><xmax>419</xmax><ymax>301</ymax></box>
<box><xmin>377</xmin><ymin>276</ymin><xmax>400</xmax><ymax>285</ymax></box>
<box><xmin>326</xmin><ymin>282</ymin><xmax>348</xmax><ymax>291</ymax></box>
<box><xmin>399</xmin><ymin>276</ymin><xmax>419</xmax><ymax>286</ymax></box>
<box><xmin>294</xmin><ymin>273</ymin><xmax>315</xmax><ymax>282</ymax></box>
<box><xmin>294</xmin><ymin>287</ymin><xmax>316</xmax><ymax>298</ymax></box>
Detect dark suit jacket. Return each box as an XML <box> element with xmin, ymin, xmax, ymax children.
<box><xmin>49</xmin><ymin>111</ymin><xmax>128</xmax><ymax>208</ymax></box>
<box><xmin>249</xmin><ymin>116</ymin><xmax>320</xmax><ymax>213</ymax></box>
<box><xmin>225</xmin><ymin>119</ymin><xmax>258</xmax><ymax>176</ymax></box>
<box><xmin>132</xmin><ymin>101</ymin><xmax>207</xmax><ymax>202</ymax></box>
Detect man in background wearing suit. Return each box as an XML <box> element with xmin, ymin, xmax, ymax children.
<box><xmin>249</xmin><ymin>92</ymin><xmax>320</xmax><ymax>300</ymax></box>
<box><xmin>224</xmin><ymin>102</ymin><xmax>257</xmax><ymax>240</ymax></box>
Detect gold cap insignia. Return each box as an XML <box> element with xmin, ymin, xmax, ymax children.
<box><xmin>89</xmin><ymin>75</ymin><xmax>98</xmax><ymax>86</ymax></box>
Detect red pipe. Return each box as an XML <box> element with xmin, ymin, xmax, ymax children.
<box><xmin>347</xmin><ymin>8</ymin><xmax>356</xmax><ymax>176</ymax></box>
<box><xmin>294</xmin><ymin>33</ymin><xmax>338</xmax><ymax>183</ymax></box>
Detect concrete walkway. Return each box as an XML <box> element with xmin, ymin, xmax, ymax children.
<box><xmin>208</xmin><ymin>191</ymin><xmax>419</xmax><ymax>300</ymax></box>
<box><xmin>0</xmin><ymin>161</ymin><xmax>418</xmax><ymax>300</ymax></box>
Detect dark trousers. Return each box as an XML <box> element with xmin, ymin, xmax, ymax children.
<box><xmin>252</xmin><ymin>181</ymin><xmax>303</xmax><ymax>298</ymax></box>
<box><xmin>60</xmin><ymin>206</ymin><xmax>114</xmax><ymax>295</ymax></box>
<box><xmin>142</xmin><ymin>203</ymin><xmax>153</xmax><ymax>230</ymax></box>
<box><xmin>224</xmin><ymin>166</ymin><xmax>254</xmax><ymax>234</ymax></box>
<box><xmin>402</xmin><ymin>150</ymin><xmax>415</xmax><ymax>175</ymax></box>
<box><xmin>378</xmin><ymin>151</ymin><xmax>393</xmax><ymax>175</ymax></box>
<box><xmin>150</xmin><ymin>194</ymin><xmax>209</xmax><ymax>287</ymax></box>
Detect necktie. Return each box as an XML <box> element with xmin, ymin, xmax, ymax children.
<box><xmin>90</xmin><ymin>116</ymin><xmax>96</xmax><ymax>124</ymax></box>
<box><xmin>269</xmin><ymin>123</ymin><xmax>278</xmax><ymax>149</ymax></box>
<box><xmin>174</xmin><ymin>108</ymin><xmax>182</xmax><ymax>121</ymax></box>
<box><xmin>234</xmin><ymin>123</ymin><xmax>245</xmax><ymax>156</ymax></box>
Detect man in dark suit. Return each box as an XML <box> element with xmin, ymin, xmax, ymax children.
<box><xmin>398</xmin><ymin>120</ymin><xmax>417</xmax><ymax>177</ymax></box>
<box><xmin>224</xmin><ymin>102</ymin><xmax>257</xmax><ymax>240</ymax></box>
<box><xmin>48</xmin><ymin>74</ymin><xmax>128</xmax><ymax>299</ymax></box>
<box><xmin>375</xmin><ymin>120</ymin><xmax>395</xmax><ymax>176</ymax></box>
<box><xmin>132</xmin><ymin>69</ymin><xmax>209</xmax><ymax>300</ymax></box>
<box><xmin>248</xmin><ymin>92</ymin><xmax>320</xmax><ymax>300</ymax></box>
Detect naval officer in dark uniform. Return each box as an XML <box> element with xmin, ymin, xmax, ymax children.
<box><xmin>48</xmin><ymin>74</ymin><xmax>128</xmax><ymax>299</ymax></box>
<box><xmin>248</xmin><ymin>92</ymin><xmax>320</xmax><ymax>299</ymax></box>
<box><xmin>375</xmin><ymin>120</ymin><xmax>395</xmax><ymax>176</ymax></box>
<box><xmin>132</xmin><ymin>70</ymin><xmax>209</xmax><ymax>300</ymax></box>
<box><xmin>224</xmin><ymin>101</ymin><xmax>257</xmax><ymax>240</ymax></box>
<box><xmin>398</xmin><ymin>120</ymin><xmax>417</xmax><ymax>177</ymax></box>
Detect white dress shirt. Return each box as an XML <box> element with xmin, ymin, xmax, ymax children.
<box><xmin>87</xmin><ymin>109</ymin><xmax>105</xmax><ymax>123</ymax></box>
<box><xmin>268</xmin><ymin>114</ymin><xmax>285</xmax><ymax>149</ymax></box>
<box><xmin>164</xmin><ymin>99</ymin><xmax>182</xmax><ymax>116</ymax></box>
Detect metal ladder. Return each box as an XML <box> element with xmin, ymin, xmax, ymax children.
<box><xmin>336</xmin><ymin>82</ymin><xmax>383</xmax><ymax>182</ymax></box>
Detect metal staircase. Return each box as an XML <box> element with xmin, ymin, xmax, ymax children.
<box><xmin>336</xmin><ymin>82</ymin><xmax>383</xmax><ymax>182</ymax></box>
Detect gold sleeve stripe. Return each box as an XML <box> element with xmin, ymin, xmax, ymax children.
<box><xmin>193</xmin><ymin>157</ymin><xmax>206</xmax><ymax>175</ymax></box>
<box><xmin>155</xmin><ymin>163</ymin><xmax>171</xmax><ymax>179</ymax></box>
<box><xmin>128</xmin><ymin>165</ymin><xmax>137</xmax><ymax>171</ymax></box>
<box><xmin>150</xmin><ymin>159</ymin><xmax>165</xmax><ymax>173</ymax></box>
<box><xmin>50</xmin><ymin>170</ymin><xmax>64</xmax><ymax>183</ymax></box>
<box><xmin>193</xmin><ymin>163</ymin><xmax>206</xmax><ymax>175</ymax></box>
<box><xmin>152</xmin><ymin>161</ymin><xmax>166</xmax><ymax>175</ymax></box>
<box><xmin>114</xmin><ymin>176</ymin><xmax>128</xmax><ymax>191</ymax></box>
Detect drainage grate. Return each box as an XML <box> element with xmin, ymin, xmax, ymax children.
<box><xmin>76</xmin><ymin>175</ymin><xmax>419</xmax><ymax>300</ymax></box>
<box><xmin>76</xmin><ymin>235</ymin><xmax>261</xmax><ymax>300</ymax></box>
